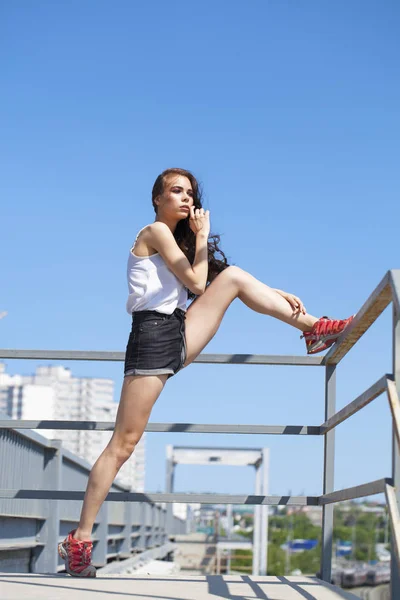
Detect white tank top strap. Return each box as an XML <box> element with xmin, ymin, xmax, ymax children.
<box><xmin>131</xmin><ymin>226</ymin><xmax>147</xmax><ymax>253</ymax></box>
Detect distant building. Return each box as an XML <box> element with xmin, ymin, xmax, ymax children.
<box><xmin>172</xmin><ymin>502</ymin><xmax>201</xmax><ymax>520</ymax></box>
<box><xmin>286</xmin><ymin>505</ymin><xmax>322</xmax><ymax>526</ymax></box>
<box><xmin>0</xmin><ymin>363</ymin><xmax>145</xmax><ymax>491</ymax></box>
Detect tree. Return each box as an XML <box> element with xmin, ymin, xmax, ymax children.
<box><xmin>267</xmin><ymin>544</ymin><xmax>286</xmax><ymax>575</ymax></box>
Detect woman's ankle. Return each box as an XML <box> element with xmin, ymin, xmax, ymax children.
<box><xmin>73</xmin><ymin>527</ymin><xmax>92</xmax><ymax>542</ymax></box>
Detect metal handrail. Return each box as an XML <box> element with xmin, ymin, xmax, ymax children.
<box><xmin>0</xmin><ymin>349</ymin><xmax>322</xmax><ymax>365</ymax></box>
<box><xmin>0</xmin><ymin>420</ymin><xmax>322</xmax><ymax>435</ymax></box>
<box><xmin>323</xmin><ymin>269</ymin><xmax>399</xmax><ymax>364</ymax></box>
<box><xmin>0</xmin><ymin>477</ymin><xmax>391</xmax><ymax>505</ymax></box>
<box><xmin>1</xmin><ymin>372</ymin><xmax>398</xmax><ymax>441</ymax></box>
<box><xmin>1</xmin><ymin>269</ymin><xmax>400</xmax><ymax>589</ymax></box>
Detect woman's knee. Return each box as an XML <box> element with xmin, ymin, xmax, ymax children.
<box><xmin>109</xmin><ymin>433</ymin><xmax>141</xmax><ymax>465</ymax></box>
<box><xmin>219</xmin><ymin>265</ymin><xmax>245</xmax><ymax>288</ymax></box>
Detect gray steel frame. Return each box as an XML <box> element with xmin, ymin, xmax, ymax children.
<box><xmin>163</xmin><ymin>445</ymin><xmax>269</xmax><ymax>576</ymax></box>
<box><xmin>1</xmin><ymin>269</ymin><xmax>400</xmax><ymax>595</ymax></box>
<box><xmin>0</xmin><ymin>422</ymin><xmax>185</xmax><ymax>572</ymax></box>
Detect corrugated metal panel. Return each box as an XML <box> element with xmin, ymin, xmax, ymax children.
<box><xmin>1</xmin><ymin>425</ymin><xmax>172</xmax><ymax>572</ymax></box>
<box><xmin>0</xmin><ymin>430</ymin><xmax>45</xmax><ymax>518</ymax></box>
<box><xmin>0</xmin><ymin>548</ymin><xmax>31</xmax><ymax>572</ymax></box>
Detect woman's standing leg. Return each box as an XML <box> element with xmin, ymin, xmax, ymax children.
<box><xmin>184</xmin><ymin>265</ymin><xmax>318</xmax><ymax>365</ymax></box>
<box><xmin>73</xmin><ymin>374</ymin><xmax>168</xmax><ymax>541</ymax></box>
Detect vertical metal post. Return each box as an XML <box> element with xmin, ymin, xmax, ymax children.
<box><xmin>120</xmin><ymin>501</ymin><xmax>132</xmax><ymax>558</ymax></box>
<box><xmin>391</xmin><ymin>302</ymin><xmax>400</xmax><ymax>599</ymax></box>
<box><xmin>320</xmin><ymin>364</ymin><xmax>336</xmax><ymax>582</ymax></box>
<box><xmin>155</xmin><ymin>505</ymin><xmax>162</xmax><ymax>542</ymax></box>
<box><xmin>252</xmin><ymin>464</ymin><xmax>261</xmax><ymax>576</ymax></box>
<box><xmin>33</xmin><ymin>440</ymin><xmax>62</xmax><ymax>573</ymax></box>
<box><xmin>161</xmin><ymin>505</ymin><xmax>168</xmax><ymax>543</ymax></box>
<box><xmin>260</xmin><ymin>448</ymin><xmax>269</xmax><ymax>575</ymax></box>
<box><xmin>92</xmin><ymin>502</ymin><xmax>108</xmax><ymax>566</ymax></box>
<box><xmin>145</xmin><ymin>504</ymin><xmax>152</xmax><ymax>549</ymax></box>
<box><xmin>186</xmin><ymin>504</ymin><xmax>192</xmax><ymax>534</ymax></box>
<box><xmin>139</xmin><ymin>502</ymin><xmax>146</xmax><ymax>551</ymax></box>
<box><xmin>226</xmin><ymin>503</ymin><xmax>233</xmax><ymax>540</ymax></box>
<box><xmin>226</xmin><ymin>503</ymin><xmax>233</xmax><ymax>573</ymax></box>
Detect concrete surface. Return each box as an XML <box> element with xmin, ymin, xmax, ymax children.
<box><xmin>0</xmin><ymin>573</ymin><xmax>360</xmax><ymax>599</ymax></box>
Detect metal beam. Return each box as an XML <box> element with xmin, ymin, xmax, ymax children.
<box><xmin>260</xmin><ymin>448</ymin><xmax>269</xmax><ymax>576</ymax></box>
<box><xmin>385</xmin><ymin>482</ymin><xmax>400</xmax><ymax>576</ymax></box>
<box><xmin>0</xmin><ymin>420</ymin><xmax>321</xmax><ymax>435</ymax></box>
<box><xmin>252</xmin><ymin>465</ymin><xmax>261</xmax><ymax>576</ymax></box>
<box><xmin>389</xmin><ymin>270</ymin><xmax>400</xmax><ymax>319</ymax></box>
<box><xmin>320</xmin><ymin>364</ymin><xmax>336</xmax><ymax>583</ymax></box>
<box><xmin>320</xmin><ymin>375</ymin><xmax>388</xmax><ymax>433</ymax></box>
<box><xmin>170</xmin><ymin>446</ymin><xmax>264</xmax><ymax>467</ymax></box>
<box><xmin>388</xmin><ymin>377</ymin><xmax>400</xmax><ymax>450</ymax></box>
<box><xmin>193</xmin><ymin>354</ymin><xmax>323</xmax><ymax>366</ymax></box>
<box><xmin>323</xmin><ymin>271</ymin><xmax>393</xmax><ymax>365</ymax></box>
<box><xmin>0</xmin><ymin>349</ymin><xmax>323</xmax><ymax>366</ymax></box>
<box><xmin>391</xmin><ymin>300</ymin><xmax>400</xmax><ymax>598</ymax></box>
<box><xmin>0</xmin><ymin>489</ymin><xmax>319</xmax><ymax>505</ymax></box>
<box><xmin>319</xmin><ymin>478</ymin><xmax>391</xmax><ymax>505</ymax></box>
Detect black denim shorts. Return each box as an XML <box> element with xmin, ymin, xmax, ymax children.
<box><xmin>124</xmin><ymin>308</ymin><xmax>187</xmax><ymax>378</ymax></box>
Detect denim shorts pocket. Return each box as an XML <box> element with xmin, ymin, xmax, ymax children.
<box><xmin>138</xmin><ymin>318</ymin><xmax>170</xmax><ymax>333</ymax></box>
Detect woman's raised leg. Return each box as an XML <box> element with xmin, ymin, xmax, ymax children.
<box><xmin>184</xmin><ymin>265</ymin><xmax>318</xmax><ymax>366</ymax></box>
<box><xmin>73</xmin><ymin>374</ymin><xmax>168</xmax><ymax>541</ymax></box>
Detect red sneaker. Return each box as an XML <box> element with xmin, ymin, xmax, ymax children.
<box><xmin>58</xmin><ymin>529</ymin><xmax>96</xmax><ymax>577</ymax></box>
<box><xmin>301</xmin><ymin>315</ymin><xmax>354</xmax><ymax>355</ymax></box>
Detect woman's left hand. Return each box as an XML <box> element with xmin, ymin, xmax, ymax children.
<box><xmin>274</xmin><ymin>289</ymin><xmax>306</xmax><ymax>315</ymax></box>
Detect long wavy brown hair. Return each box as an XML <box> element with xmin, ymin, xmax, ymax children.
<box><xmin>152</xmin><ymin>168</ymin><xmax>229</xmax><ymax>299</ymax></box>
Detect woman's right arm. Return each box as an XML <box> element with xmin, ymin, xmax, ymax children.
<box><xmin>144</xmin><ymin>208</ymin><xmax>210</xmax><ymax>295</ymax></box>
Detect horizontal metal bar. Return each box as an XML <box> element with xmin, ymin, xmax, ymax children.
<box><xmin>0</xmin><ymin>420</ymin><xmax>321</xmax><ymax>435</ymax></box>
<box><xmin>194</xmin><ymin>354</ymin><xmax>323</xmax><ymax>366</ymax></box>
<box><xmin>324</xmin><ymin>271</ymin><xmax>393</xmax><ymax>365</ymax></box>
<box><xmin>0</xmin><ymin>489</ymin><xmax>319</xmax><ymax>506</ymax></box>
<box><xmin>0</xmin><ymin>349</ymin><xmax>126</xmax><ymax>361</ymax></box>
<box><xmin>319</xmin><ymin>478</ymin><xmax>392</xmax><ymax>505</ymax></box>
<box><xmin>320</xmin><ymin>375</ymin><xmax>388</xmax><ymax>433</ymax></box>
<box><xmin>147</xmin><ymin>423</ymin><xmax>322</xmax><ymax>435</ymax></box>
<box><xmin>0</xmin><ymin>348</ymin><xmax>323</xmax><ymax>366</ymax></box>
<box><xmin>0</xmin><ymin>538</ymin><xmax>42</xmax><ymax>550</ymax></box>
<box><xmin>385</xmin><ymin>482</ymin><xmax>400</xmax><ymax>572</ymax></box>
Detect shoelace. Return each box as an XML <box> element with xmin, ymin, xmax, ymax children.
<box><xmin>301</xmin><ymin>317</ymin><xmax>342</xmax><ymax>340</ymax></box>
<box><xmin>317</xmin><ymin>318</ymin><xmax>344</xmax><ymax>337</ymax></box>
<box><xmin>80</xmin><ymin>543</ymin><xmax>91</xmax><ymax>566</ymax></box>
<box><xmin>69</xmin><ymin>540</ymin><xmax>92</xmax><ymax>568</ymax></box>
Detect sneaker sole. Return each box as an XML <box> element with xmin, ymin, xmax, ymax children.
<box><xmin>307</xmin><ymin>339</ymin><xmax>335</xmax><ymax>355</ymax></box>
<box><xmin>58</xmin><ymin>541</ymin><xmax>96</xmax><ymax>578</ymax></box>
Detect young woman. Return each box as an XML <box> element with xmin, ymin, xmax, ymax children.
<box><xmin>58</xmin><ymin>168</ymin><xmax>353</xmax><ymax>577</ymax></box>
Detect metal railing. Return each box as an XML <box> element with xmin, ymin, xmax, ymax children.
<box><xmin>0</xmin><ymin>269</ymin><xmax>399</xmax><ymax>595</ymax></box>
<box><xmin>0</xmin><ymin>417</ymin><xmax>185</xmax><ymax>572</ymax></box>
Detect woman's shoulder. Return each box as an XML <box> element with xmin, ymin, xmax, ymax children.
<box><xmin>136</xmin><ymin>222</ymin><xmax>169</xmax><ymax>240</ymax></box>
<box><xmin>131</xmin><ymin>224</ymin><xmax>163</xmax><ymax>259</ymax></box>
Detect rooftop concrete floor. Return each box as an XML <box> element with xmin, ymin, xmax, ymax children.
<box><xmin>0</xmin><ymin>573</ymin><xmax>360</xmax><ymax>600</ymax></box>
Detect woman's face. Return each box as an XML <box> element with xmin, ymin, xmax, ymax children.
<box><xmin>157</xmin><ymin>175</ymin><xmax>195</xmax><ymax>220</ymax></box>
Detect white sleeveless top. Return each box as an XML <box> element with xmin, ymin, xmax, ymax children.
<box><xmin>126</xmin><ymin>228</ymin><xmax>188</xmax><ymax>315</ymax></box>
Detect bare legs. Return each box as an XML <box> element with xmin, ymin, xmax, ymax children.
<box><xmin>184</xmin><ymin>266</ymin><xmax>318</xmax><ymax>365</ymax></box>
<box><xmin>74</xmin><ymin>266</ymin><xmax>316</xmax><ymax>541</ymax></box>
<box><xmin>74</xmin><ymin>374</ymin><xmax>168</xmax><ymax>541</ymax></box>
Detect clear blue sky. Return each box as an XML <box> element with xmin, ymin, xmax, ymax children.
<box><xmin>1</xmin><ymin>1</ymin><xmax>399</xmax><ymax>500</ymax></box>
